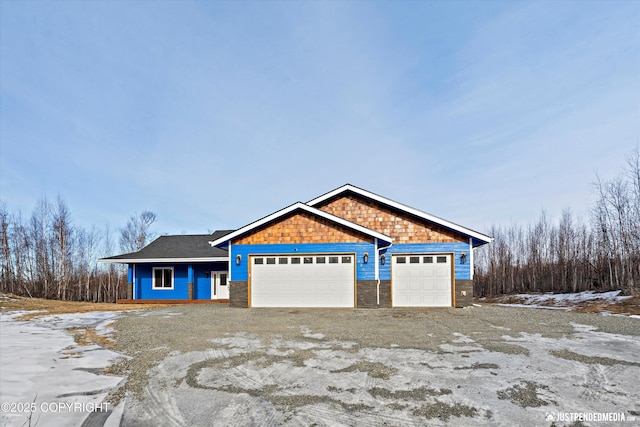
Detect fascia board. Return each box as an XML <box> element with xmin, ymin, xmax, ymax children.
<box><xmin>208</xmin><ymin>202</ymin><xmax>392</xmax><ymax>247</ymax></box>
<box><xmin>308</xmin><ymin>184</ymin><xmax>492</xmax><ymax>244</ymax></box>
<box><xmin>98</xmin><ymin>257</ymin><xmax>228</xmax><ymax>264</ymax></box>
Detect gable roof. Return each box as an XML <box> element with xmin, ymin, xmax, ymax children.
<box><xmin>307</xmin><ymin>184</ymin><xmax>492</xmax><ymax>247</ymax></box>
<box><xmin>98</xmin><ymin>230</ymin><xmax>233</xmax><ymax>263</ymax></box>
<box><xmin>207</xmin><ymin>202</ymin><xmax>393</xmax><ymax>248</ymax></box>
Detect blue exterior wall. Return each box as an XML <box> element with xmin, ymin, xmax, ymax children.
<box><xmin>379</xmin><ymin>241</ymin><xmax>472</xmax><ymax>280</ymax></box>
<box><xmin>193</xmin><ymin>262</ymin><xmax>229</xmax><ymax>299</ymax></box>
<box><xmin>230</xmin><ymin>241</ymin><xmax>472</xmax><ymax>282</ymax></box>
<box><xmin>194</xmin><ymin>268</ymin><xmax>211</xmax><ymax>300</ymax></box>
<box><xmin>230</xmin><ymin>243</ymin><xmax>376</xmax><ymax>281</ymax></box>
<box><xmin>131</xmin><ymin>262</ymin><xmax>228</xmax><ymax>300</ymax></box>
<box><xmin>128</xmin><ymin>242</ymin><xmax>472</xmax><ymax>299</ymax></box>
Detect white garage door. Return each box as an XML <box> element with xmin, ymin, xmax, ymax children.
<box><xmin>392</xmin><ymin>254</ymin><xmax>452</xmax><ymax>307</ymax></box>
<box><xmin>250</xmin><ymin>254</ymin><xmax>355</xmax><ymax>308</ymax></box>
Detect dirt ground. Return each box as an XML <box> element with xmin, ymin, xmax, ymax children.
<box><xmin>108</xmin><ymin>304</ymin><xmax>640</xmax><ymax>426</ymax></box>
<box><xmin>482</xmin><ymin>290</ymin><xmax>640</xmax><ymax>316</ymax></box>
<box><xmin>2</xmin><ymin>294</ymin><xmax>639</xmax><ymax>426</ymax></box>
<box><xmin>0</xmin><ymin>294</ymin><xmax>173</xmax><ymax>320</ymax></box>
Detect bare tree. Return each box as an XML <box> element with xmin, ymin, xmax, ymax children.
<box><xmin>119</xmin><ymin>211</ymin><xmax>157</xmax><ymax>253</ymax></box>
<box><xmin>476</xmin><ymin>146</ymin><xmax>640</xmax><ymax>296</ymax></box>
<box><xmin>52</xmin><ymin>196</ymin><xmax>73</xmax><ymax>299</ymax></box>
<box><xmin>0</xmin><ymin>202</ymin><xmax>12</xmax><ymax>288</ymax></box>
<box><xmin>0</xmin><ymin>197</ymin><xmax>128</xmax><ymax>302</ymax></box>
<box><xmin>30</xmin><ymin>197</ymin><xmax>53</xmax><ymax>297</ymax></box>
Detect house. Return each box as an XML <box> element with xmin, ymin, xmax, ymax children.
<box><xmin>100</xmin><ymin>230</ymin><xmax>233</xmax><ymax>300</ymax></box>
<box><xmin>100</xmin><ymin>184</ymin><xmax>492</xmax><ymax>308</ymax></box>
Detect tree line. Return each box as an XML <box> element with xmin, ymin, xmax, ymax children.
<box><xmin>1</xmin><ymin>149</ymin><xmax>638</xmax><ymax>303</ymax></box>
<box><xmin>474</xmin><ymin>147</ymin><xmax>640</xmax><ymax>296</ymax></box>
<box><xmin>0</xmin><ymin>197</ymin><xmax>156</xmax><ymax>303</ymax></box>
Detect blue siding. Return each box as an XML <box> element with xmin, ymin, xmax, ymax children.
<box><xmin>195</xmin><ymin>268</ymin><xmax>211</xmax><ymax>300</ymax></box>
<box><xmin>193</xmin><ymin>263</ymin><xmax>228</xmax><ymax>299</ymax></box>
<box><xmin>133</xmin><ymin>262</ymin><xmax>228</xmax><ymax>300</ymax></box>
<box><xmin>230</xmin><ymin>243</ymin><xmax>377</xmax><ymax>281</ymax></box>
<box><xmin>379</xmin><ymin>242</ymin><xmax>472</xmax><ymax>280</ymax></box>
<box><xmin>135</xmin><ymin>264</ymin><xmax>188</xmax><ymax>300</ymax></box>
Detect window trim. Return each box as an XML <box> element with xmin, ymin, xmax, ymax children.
<box><xmin>249</xmin><ymin>253</ymin><xmax>356</xmax><ymax>267</ymax></box>
<box><xmin>392</xmin><ymin>253</ymin><xmax>453</xmax><ymax>266</ymax></box>
<box><xmin>152</xmin><ymin>267</ymin><xmax>174</xmax><ymax>290</ymax></box>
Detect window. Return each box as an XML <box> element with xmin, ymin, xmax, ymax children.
<box><xmin>397</xmin><ymin>257</ymin><xmax>406</xmax><ymax>264</ymax></box>
<box><xmin>437</xmin><ymin>256</ymin><xmax>447</xmax><ymax>263</ymax></box>
<box><xmin>291</xmin><ymin>257</ymin><xmax>301</xmax><ymax>264</ymax></box>
<box><xmin>279</xmin><ymin>257</ymin><xmax>288</xmax><ymax>264</ymax></box>
<box><xmin>304</xmin><ymin>257</ymin><xmax>313</xmax><ymax>264</ymax></box>
<box><xmin>266</xmin><ymin>257</ymin><xmax>276</xmax><ymax>265</ymax></box>
<box><xmin>410</xmin><ymin>256</ymin><xmax>420</xmax><ymax>264</ymax></box>
<box><xmin>424</xmin><ymin>256</ymin><xmax>433</xmax><ymax>264</ymax></box>
<box><xmin>329</xmin><ymin>256</ymin><xmax>339</xmax><ymax>264</ymax></box>
<box><xmin>153</xmin><ymin>267</ymin><xmax>174</xmax><ymax>289</ymax></box>
<box><xmin>316</xmin><ymin>256</ymin><xmax>326</xmax><ymax>264</ymax></box>
<box><xmin>341</xmin><ymin>256</ymin><xmax>352</xmax><ymax>264</ymax></box>
<box><xmin>254</xmin><ymin>258</ymin><xmax>264</xmax><ymax>265</ymax></box>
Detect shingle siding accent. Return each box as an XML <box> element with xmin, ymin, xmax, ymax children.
<box><xmin>229</xmin><ymin>280</ymin><xmax>248</xmax><ymax>308</ymax></box>
<box><xmin>233</xmin><ymin>211</ymin><xmax>371</xmax><ymax>245</ymax></box>
<box><xmin>357</xmin><ymin>280</ymin><xmax>391</xmax><ymax>308</ymax></box>
<box><xmin>455</xmin><ymin>280</ymin><xmax>473</xmax><ymax>307</ymax></box>
<box><xmin>317</xmin><ymin>194</ymin><xmax>467</xmax><ymax>244</ymax></box>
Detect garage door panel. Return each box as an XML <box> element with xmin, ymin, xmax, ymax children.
<box><xmin>392</xmin><ymin>254</ymin><xmax>452</xmax><ymax>307</ymax></box>
<box><xmin>423</xmin><ymin>281</ymin><xmax>435</xmax><ymax>291</ymax></box>
<box><xmin>435</xmin><ymin>270</ymin><xmax>449</xmax><ymax>278</ymax></box>
<box><xmin>251</xmin><ymin>254</ymin><xmax>354</xmax><ymax>308</ymax></box>
<box><xmin>409</xmin><ymin>282</ymin><xmax>421</xmax><ymax>291</ymax></box>
<box><xmin>422</xmin><ymin>296</ymin><xmax>436</xmax><ymax>305</ymax></box>
<box><xmin>436</xmin><ymin>281</ymin><xmax>450</xmax><ymax>291</ymax></box>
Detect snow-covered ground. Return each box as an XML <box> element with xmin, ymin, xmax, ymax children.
<box><xmin>124</xmin><ymin>321</ymin><xmax>640</xmax><ymax>426</ymax></box>
<box><xmin>491</xmin><ymin>290</ymin><xmax>639</xmax><ymax>317</ymax></box>
<box><xmin>2</xmin><ymin>297</ymin><xmax>638</xmax><ymax>426</ymax></box>
<box><xmin>0</xmin><ymin>311</ymin><xmax>125</xmax><ymax>427</ymax></box>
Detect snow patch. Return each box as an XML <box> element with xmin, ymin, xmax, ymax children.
<box><xmin>495</xmin><ymin>290</ymin><xmax>635</xmax><ymax>315</ymax></box>
<box><xmin>0</xmin><ymin>312</ymin><xmax>125</xmax><ymax>427</ymax></box>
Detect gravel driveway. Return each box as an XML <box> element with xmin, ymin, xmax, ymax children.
<box><xmin>108</xmin><ymin>305</ymin><xmax>640</xmax><ymax>426</ymax></box>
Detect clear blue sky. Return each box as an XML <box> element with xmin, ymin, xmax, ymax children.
<box><xmin>1</xmin><ymin>0</ymin><xmax>638</xmax><ymax>237</ymax></box>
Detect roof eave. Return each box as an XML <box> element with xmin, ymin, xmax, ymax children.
<box><xmin>308</xmin><ymin>184</ymin><xmax>492</xmax><ymax>245</ymax></box>
<box><xmin>208</xmin><ymin>202</ymin><xmax>393</xmax><ymax>247</ymax></box>
<box><xmin>98</xmin><ymin>257</ymin><xmax>229</xmax><ymax>264</ymax></box>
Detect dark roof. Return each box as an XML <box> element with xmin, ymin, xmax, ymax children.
<box><xmin>99</xmin><ymin>230</ymin><xmax>233</xmax><ymax>263</ymax></box>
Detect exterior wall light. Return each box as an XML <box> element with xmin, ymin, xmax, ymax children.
<box><xmin>380</xmin><ymin>253</ymin><xmax>386</xmax><ymax>265</ymax></box>
<box><xmin>363</xmin><ymin>252</ymin><xmax>369</xmax><ymax>264</ymax></box>
<box><xmin>235</xmin><ymin>254</ymin><xmax>242</xmax><ymax>265</ymax></box>
<box><xmin>460</xmin><ymin>252</ymin><xmax>467</xmax><ymax>264</ymax></box>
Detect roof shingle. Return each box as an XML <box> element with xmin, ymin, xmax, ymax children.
<box><xmin>99</xmin><ymin>230</ymin><xmax>233</xmax><ymax>262</ymax></box>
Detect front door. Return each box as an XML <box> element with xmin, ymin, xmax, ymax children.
<box><xmin>211</xmin><ymin>271</ymin><xmax>229</xmax><ymax>300</ymax></box>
